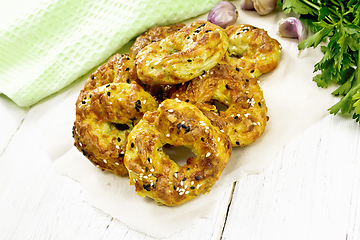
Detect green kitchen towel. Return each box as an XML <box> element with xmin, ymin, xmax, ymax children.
<box><xmin>0</xmin><ymin>0</ymin><xmax>221</xmax><ymax>107</ymax></box>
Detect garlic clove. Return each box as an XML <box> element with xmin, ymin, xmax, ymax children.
<box><xmin>239</xmin><ymin>0</ymin><xmax>254</xmax><ymax>10</ymax></box>
<box><xmin>207</xmin><ymin>1</ymin><xmax>239</xmax><ymax>28</ymax></box>
<box><xmin>278</xmin><ymin>17</ymin><xmax>306</xmax><ymax>42</ymax></box>
<box><xmin>252</xmin><ymin>0</ymin><xmax>277</xmax><ymax>15</ymax></box>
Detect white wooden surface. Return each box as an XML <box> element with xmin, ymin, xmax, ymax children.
<box><xmin>1</xmin><ymin>83</ymin><xmax>360</xmax><ymax>240</ymax></box>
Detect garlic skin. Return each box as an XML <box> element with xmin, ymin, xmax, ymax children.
<box><xmin>239</xmin><ymin>0</ymin><xmax>254</xmax><ymax>10</ymax></box>
<box><xmin>207</xmin><ymin>1</ymin><xmax>239</xmax><ymax>28</ymax></box>
<box><xmin>278</xmin><ymin>17</ymin><xmax>306</xmax><ymax>42</ymax></box>
<box><xmin>252</xmin><ymin>0</ymin><xmax>277</xmax><ymax>15</ymax></box>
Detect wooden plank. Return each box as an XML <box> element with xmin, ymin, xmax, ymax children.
<box><xmin>221</xmin><ymin>115</ymin><xmax>360</xmax><ymax>240</ymax></box>
<box><xmin>0</xmin><ymin>95</ymin><xmax>28</xmax><ymax>154</ymax></box>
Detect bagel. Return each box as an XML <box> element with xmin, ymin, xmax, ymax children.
<box><xmin>129</xmin><ymin>23</ymin><xmax>186</xmax><ymax>58</ymax></box>
<box><xmin>73</xmin><ymin>82</ymin><xmax>158</xmax><ymax>176</ymax></box>
<box><xmin>135</xmin><ymin>20</ymin><xmax>229</xmax><ymax>85</ymax></box>
<box><xmin>224</xmin><ymin>24</ymin><xmax>281</xmax><ymax>78</ymax></box>
<box><xmin>83</xmin><ymin>53</ymin><xmax>138</xmax><ymax>92</ymax></box>
<box><xmin>170</xmin><ymin>63</ymin><xmax>268</xmax><ymax>147</ymax></box>
<box><xmin>124</xmin><ymin>99</ymin><xmax>232</xmax><ymax>206</ymax></box>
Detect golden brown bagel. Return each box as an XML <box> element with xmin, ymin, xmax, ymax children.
<box><xmin>124</xmin><ymin>99</ymin><xmax>232</xmax><ymax>206</ymax></box>
<box><xmin>73</xmin><ymin>82</ymin><xmax>158</xmax><ymax>176</ymax></box>
<box><xmin>135</xmin><ymin>20</ymin><xmax>229</xmax><ymax>85</ymax></box>
<box><xmin>224</xmin><ymin>24</ymin><xmax>281</xmax><ymax>78</ymax></box>
<box><xmin>170</xmin><ymin>63</ymin><xmax>268</xmax><ymax>147</ymax></box>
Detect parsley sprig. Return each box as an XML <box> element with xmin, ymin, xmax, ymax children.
<box><xmin>278</xmin><ymin>0</ymin><xmax>360</xmax><ymax>124</ymax></box>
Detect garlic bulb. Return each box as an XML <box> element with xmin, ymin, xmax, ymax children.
<box><xmin>207</xmin><ymin>1</ymin><xmax>238</xmax><ymax>28</ymax></box>
<box><xmin>252</xmin><ymin>0</ymin><xmax>277</xmax><ymax>15</ymax></box>
<box><xmin>239</xmin><ymin>0</ymin><xmax>254</xmax><ymax>10</ymax></box>
<box><xmin>278</xmin><ymin>17</ymin><xmax>306</xmax><ymax>42</ymax></box>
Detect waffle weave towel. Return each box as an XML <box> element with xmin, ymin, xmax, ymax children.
<box><xmin>0</xmin><ymin>0</ymin><xmax>220</xmax><ymax>107</ymax></box>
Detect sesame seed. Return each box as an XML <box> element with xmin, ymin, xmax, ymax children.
<box><xmin>103</xmin><ymin>159</ymin><xmax>107</xmax><ymax>163</ymax></box>
<box><xmin>115</xmin><ymin>162</ymin><xmax>120</xmax><ymax>165</ymax></box>
<box><xmin>185</xmin><ymin>191</ymin><xmax>189</xmax><ymax>194</ymax></box>
<box><xmin>206</xmin><ymin>152</ymin><xmax>211</xmax><ymax>157</ymax></box>
<box><xmin>195</xmin><ymin>176</ymin><xmax>200</xmax><ymax>180</ymax></box>
<box><xmin>107</xmin><ymin>92</ymin><xmax>110</xmax><ymax>96</ymax></box>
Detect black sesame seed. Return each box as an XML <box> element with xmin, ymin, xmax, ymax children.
<box><xmin>131</xmin><ymin>143</ymin><xmax>134</xmax><ymax>148</ymax></box>
<box><xmin>117</xmin><ymin>137</ymin><xmax>121</xmax><ymax>142</ymax></box>
<box><xmin>173</xmin><ymin>185</ymin><xmax>176</xmax><ymax>190</ymax></box>
<box><xmin>89</xmin><ymin>94</ymin><xmax>92</xmax><ymax>98</ymax></box>
<box><xmin>177</xmin><ymin>123</ymin><xmax>182</xmax><ymax>133</ymax></box>
<box><xmin>147</xmin><ymin>157</ymin><xmax>151</xmax><ymax>162</ymax></box>
<box><xmin>146</xmin><ymin>166</ymin><xmax>149</xmax><ymax>172</ymax></box>
<box><xmin>258</xmin><ymin>102</ymin><xmax>262</xmax><ymax>107</ymax></box>
<box><xmin>119</xmin><ymin>153</ymin><xmax>124</xmax><ymax>157</ymax></box>
<box><xmin>187</xmin><ymin>36</ymin><xmax>190</xmax><ymax>39</ymax></box>
<box><xmin>125</xmin><ymin>67</ymin><xmax>130</xmax><ymax>71</ymax></box>
<box><xmin>205</xmin><ymin>30</ymin><xmax>212</xmax><ymax>33</ymax></box>
<box><xmin>182</xmin><ymin>177</ymin><xmax>187</xmax><ymax>181</ymax></box>
<box><xmin>250</xmin><ymin>69</ymin><xmax>255</xmax><ymax>73</ymax></box>
<box><xmin>236</xmin><ymin>141</ymin><xmax>240</xmax><ymax>145</ymax></box>
<box><xmin>143</xmin><ymin>184</ymin><xmax>151</xmax><ymax>191</ymax></box>
<box><xmin>246</xmin><ymin>79</ymin><xmax>249</xmax><ymax>82</ymax></box>
<box><xmin>187</xmin><ymin>59</ymin><xmax>192</xmax><ymax>62</ymax></box>
<box><xmin>82</xmin><ymin>101</ymin><xmax>86</xmax><ymax>104</ymax></box>
<box><xmin>201</xmin><ymin>137</ymin><xmax>205</xmax><ymax>142</ymax></box>
<box><xmin>234</xmin><ymin>116</ymin><xmax>238</xmax><ymax>120</ymax></box>
<box><xmin>187</xmin><ymin>168</ymin><xmax>190</xmax><ymax>170</ymax></box>
<box><xmin>185</xmin><ymin>99</ymin><xmax>190</xmax><ymax>103</ymax></box>
<box><xmin>190</xmin><ymin>186</ymin><xmax>195</xmax><ymax>189</ymax></box>
<box><xmin>236</xmin><ymin>67</ymin><xmax>240</xmax><ymax>71</ymax></box>
<box><xmin>225</xmin><ymin>85</ymin><xmax>230</xmax><ymax>90</ymax></box>
<box><xmin>195</xmin><ymin>176</ymin><xmax>200</xmax><ymax>180</ymax></box>
<box><xmin>194</xmin><ymin>30</ymin><xmax>200</xmax><ymax>33</ymax></box>
<box><xmin>84</xmin><ymin>96</ymin><xmax>87</xmax><ymax>100</ymax></box>
<box><xmin>126</xmin><ymin>79</ymin><xmax>130</xmax><ymax>83</ymax></box>
<box><xmin>107</xmin><ymin>92</ymin><xmax>111</xmax><ymax>96</ymax></box>
<box><xmin>91</xmin><ymin>75</ymin><xmax>94</xmax><ymax>80</ymax></box>
<box><xmin>198</xmin><ymin>23</ymin><xmax>206</xmax><ymax>28</ymax></box>
<box><xmin>106</xmin><ymin>84</ymin><xmax>110</xmax><ymax>87</ymax></box>
<box><xmin>81</xmin><ymin>150</ymin><xmax>86</xmax><ymax>156</ymax></box>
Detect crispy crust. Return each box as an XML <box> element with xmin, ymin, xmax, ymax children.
<box><xmin>223</xmin><ymin>24</ymin><xmax>282</xmax><ymax>78</ymax></box>
<box><xmin>124</xmin><ymin>99</ymin><xmax>232</xmax><ymax>206</ymax></box>
<box><xmin>130</xmin><ymin>23</ymin><xmax>186</xmax><ymax>59</ymax></box>
<box><xmin>73</xmin><ymin>82</ymin><xmax>158</xmax><ymax>175</ymax></box>
<box><xmin>170</xmin><ymin>63</ymin><xmax>268</xmax><ymax>147</ymax></box>
<box><xmin>135</xmin><ymin>20</ymin><xmax>229</xmax><ymax>85</ymax></box>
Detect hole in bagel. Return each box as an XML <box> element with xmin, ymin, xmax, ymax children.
<box><xmin>213</xmin><ymin>100</ymin><xmax>228</xmax><ymax>112</ymax></box>
<box><xmin>113</xmin><ymin>123</ymin><xmax>130</xmax><ymax>131</ymax></box>
<box><xmin>163</xmin><ymin>144</ymin><xmax>195</xmax><ymax>166</ymax></box>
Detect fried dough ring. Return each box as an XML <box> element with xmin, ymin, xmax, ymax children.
<box><xmin>170</xmin><ymin>64</ymin><xmax>267</xmax><ymax>147</ymax></box>
<box><xmin>83</xmin><ymin>53</ymin><xmax>138</xmax><ymax>92</ymax></box>
<box><xmin>73</xmin><ymin>82</ymin><xmax>158</xmax><ymax>176</ymax></box>
<box><xmin>124</xmin><ymin>99</ymin><xmax>232</xmax><ymax>206</ymax></box>
<box><xmin>224</xmin><ymin>24</ymin><xmax>281</xmax><ymax>78</ymax></box>
<box><xmin>130</xmin><ymin>23</ymin><xmax>186</xmax><ymax>58</ymax></box>
<box><xmin>135</xmin><ymin>20</ymin><xmax>229</xmax><ymax>85</ymax></box>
